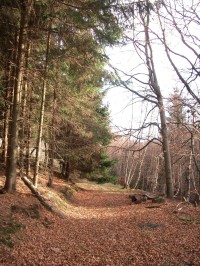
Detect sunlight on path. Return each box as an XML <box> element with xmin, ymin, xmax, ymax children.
<box><xmin>66</xmin><ymin>190</ymin><xmax>146</xmax><ymax>219</ymax></box>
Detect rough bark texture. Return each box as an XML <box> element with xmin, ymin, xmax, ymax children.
<box><xmin>5</xmin><ymin>2</ymin><xmax>31</xmax><ymax>192</ymax></box>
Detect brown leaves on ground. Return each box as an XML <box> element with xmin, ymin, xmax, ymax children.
<box><xmin>0</xmin><ymin>175</ymin><xmax>200</xmax><ymax>266</ymax></box>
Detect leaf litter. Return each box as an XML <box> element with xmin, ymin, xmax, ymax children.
<box><xmin>0</xmin><ymin>174</ymin><xmax>200</xmax><ymax>266</ymax></box>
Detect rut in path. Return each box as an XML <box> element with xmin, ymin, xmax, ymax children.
<box><xmin>71</xmin><ymin>190</ymin><xmax>131</xmax><ymax>208</ymax></box>
<box><xmin>66</xmin><ymin>190</ymin><xmax>133</xmax><ymax>219</ymax></box>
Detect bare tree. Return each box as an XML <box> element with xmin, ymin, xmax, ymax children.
<box><xmin>112</xmin><ymin>0</ymin><xmax>174</xmax><ymax>197</ymax></box>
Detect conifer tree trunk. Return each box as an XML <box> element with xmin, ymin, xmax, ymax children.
<box><xmin>33</xmin><ymin>29</ymin><xmax>51</xmax><ymax>187</ymax></box>
<box><xmin>4</xmin><ymin>0</ymin><xmax>33</xmax><ymax>193</ymax></box>
<box><xmin>2</xmin><ymin>75</ymin><xmax>10</xmax><ymax>164</ymax></box>
<box><xmin>1</xmin><ymin>35</ymin><xmax>18</xmax><ymax>164</ymax></box>
<box><xmin>19</xmin><ymin>39</ymin><xmax>31</xmax><ymax>176</ymax></box>
<box><xmin>25</xmin><ymin>83</ymin><xmax>33</xmax><ymax>178</ymax></box>
<box><xmin>47</xmin><ymin>88</ymin><xmax>57</xmax><ymax>187</ymax></box>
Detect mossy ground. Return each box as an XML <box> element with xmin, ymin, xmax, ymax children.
<box><xmin>0</xmin><ymin>216</ymin><xmax>24</xmax><ymax>248</ymax></box>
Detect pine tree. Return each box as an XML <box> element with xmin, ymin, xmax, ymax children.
<box><xmin>0</xmin><ymin>0</ymin><xmax>121</xmax><ymax>192</ymax></box>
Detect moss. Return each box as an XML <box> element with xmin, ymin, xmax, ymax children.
<box><xmin>138</xmin><ymin>223</ymin><xmax>164</xmax><ymax>229</ymax></box>
<box><xmin>0</xmin><ymin>236</ymin><xmax>13</xmax><ymax>248</ymax></box>
<box><xmin>11</xmin><ymin>204</ymin><xmax>40</xmax><ymax>219</ymax></box>
<box><xmin>152</xmin><ymin>197</ymin><xmax>165</xmax><ymax>203</ymax></box>
<box><xmin>60</xmin><ymin>186</ymin><xmax>75</xmax><ymax>200</ymax></box>
<box><xmin>0</xmin><ymin>218</ymin><xmax>25</xmax><ymax>248</ymax></box>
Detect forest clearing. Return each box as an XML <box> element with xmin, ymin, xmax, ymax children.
<box><xmin>0</xmin><ymin>172</ymin><xmax>200</xmax><ymax>266</ymax></box>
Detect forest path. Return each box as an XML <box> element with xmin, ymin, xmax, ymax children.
<box><xmin>66</xmin><ymin>189</ymin><xmax>132</xmax><ymax>219</ymax></box>
<box><xmin>0</xmin><ymin>176</ymin><xmax>200</xmax><ymax>266</ymax></box>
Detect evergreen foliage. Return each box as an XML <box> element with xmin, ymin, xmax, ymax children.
<box><xmin>87</xmin><ymin>153</ymin><xmax>118</xmax><ymax>184</ymax></box>
<box><xmin>0</xmin><ymin>0</ymin><xmax>122</xmax><ymax>191</ymax></box>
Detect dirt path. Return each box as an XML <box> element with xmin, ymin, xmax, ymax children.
<box><xmin>0</xmin><ymin>180</ymin><xmax>200</xmax><ymax>266</ymax></box>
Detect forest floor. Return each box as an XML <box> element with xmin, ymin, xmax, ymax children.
<box><xmin>0</xmin><ymin>172</ymin><xmax>200</xmax><ymax>266</ymax></box>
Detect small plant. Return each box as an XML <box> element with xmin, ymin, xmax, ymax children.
<box><xmin>0</xmin><ymin>218</ymin><xmax>25</xmax><ymax>248</ymax></box>
<box><xmin>96</xmin><ymin>175</ymin><xmax>117</xmax><ymax>184</ymax></box>
<box><xmin>87</xmin><ymin>152</ymin><xmax>118</xmax><ymax>184</ymax></box>
<box><xmin>11</xmin><ymin>204</ymin><xmax>40</xmax><ymax>219</ymax></box>
<box><xmin>152</xmin><ymin>197</ymin><xmax>165</xmax><ymax>203</ymax></box>
<box><xmin>60</xmin><ymin>186</ymin><xmax>74</xmax><ymax>200</ymax></box>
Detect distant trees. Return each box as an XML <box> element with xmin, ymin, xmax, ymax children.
<box><xmin>0</xmin><ymin>0</ymin><xmax>121</xmax><ymax>192</ymax></box>
<box><xmin>167</xmin><ymin>91</ymin><xmax>200</xmax><ymax>198</ymax></box>
<box><xmin>108</xmin><ymin>87</ymin><xmax>200</xmax><ymax>199</ymax></box>
<box><xmin>108</xmin><ymin>135</ymin><xmax>162</xmax><ymax>192</ymax></box>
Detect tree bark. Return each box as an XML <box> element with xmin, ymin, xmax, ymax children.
<box><xmin>19</xmin><ymin>39</ymin><xmax>31</xmax><ymax>176</ymax></box>
<box><xmin>33</xmin><ymin>28</ymin><xmax>51</xmax><ymax>187</ymax></box>
<box><xmin>4</xmin><ymin>1</ymin><xmax>33</xmax><ymax>192</ymax></box>
<box><xmin>158</xmin><ymin>96</ymin><xmax>174</xmax><ymax>197</ymax></box>
<box><xmin>47</xmin><ymin>88</ymin><xmax>57</xmax><ymax>187</ymax></box>
<box><xmin>1</xmin><ymin>36</ymin><xmax>18</xmax><ymax>164</ymax></box>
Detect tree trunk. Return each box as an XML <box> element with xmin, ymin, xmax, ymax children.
<box><xmin>158</xmin><ymin>96</ymin><xmax>174</xmax><ymax>197</ymax></box>
<box><xmin>134</xmin><ymin>146</ymin><xmax>148</xmax><ymax>189</ymax></box>
<box><xmin>4</xmin><ymin>1</ymin><xmax>33</xmax><ymax>192</ymax></box>
<box><xmin>25</xmin><ymin>114</ymin><xmax>32</xmax><ymax>178</ymax></box>
<box><xmin>33</xmin><ymin>28</ymin><xmax>51</xmax><ymax>187</ymax></box>
<box><xmin>1</xmin><ymin>36</ymin><xmax>18</xmax><ymax>164</ymax></box>
<box><xmin>47</xmin><ymin>88</ymin><xmax>57</xmax><ymax>187</ymax></box>
<box><xmin>19</xmin><ymin>39</ymin><xmax>31</xmax><ymax>176</ymax></box>
<box><xmin>141</xmin><ymin>4</ymin><xmax>174</xmax><ymax>198</ymax></box>
<box><xmin>2</xmin><ymin>88</ymin><xmax>10</xmax><ymax>164</ymax></box>
<box><xmin>25</xmin><ymin>72</ymin><xmax>34</xmax><ymax>178</ymax></box>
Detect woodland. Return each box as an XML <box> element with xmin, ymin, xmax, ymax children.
<box><xmin>0</xmin><ymin>0</ymin><xmax>200</xmax><ymax>265</ymax></box>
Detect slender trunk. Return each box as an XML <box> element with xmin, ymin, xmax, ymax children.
<box><xmin>2</xmin><ymin>85</ymin><xmax>10</xmax><ymax>163</ymax></box>
<box><xmin>140</xmin><ymin>5</ymin><xmax>174</xmax><ymax>197</ymax></box>
<box><xmin>134</xmin><ymin>147</ymin><xmax>148</xmax><ymax>189</ymax></box>
<box><xmin>25</xmin><ymin>84</ymin><xmax>33</xmax><ymax>178</ymax></box>
<box><xmin>33</xmin><ymin>29</ymin><xmax>51</xmax><ymax>187</ymax></box>
<box><xmin>187</xmin><ymin>150</ymin><xmax>193</xmax><ymax>200</ymax></box>
<box><xmin>153</xmin><ymin>156</ymin><xmax>159</xmax><ymax>192</ymax></box>
<box><xmin>47</xmin><ymin>88</ymin><xmax>57</xmax><ymax>187</ymax></box>
<box><xmin>1</xmin><ymin>35</ymin><xmax>18</xmax><ymax>164</ymax></box>
<box><xmin>4</xmin><ymin>3</ymin><xmax>27</xmax><ymax>192</ymax></box>
<box><xmin>158</xmin><ymin>96</ymin><xmax>174</xmax><ymax>197</ymax></box>
<box><xmin>25</xmin><ymin>120</ymin><xmax>32</xmax><ymax>177</ymax></box>
<box><xmin>179</xmin><ymin>164</ymin><xmax>182</xmax><ymax>197</ymax></box>
<box><xmin>189</xmin><ymin>136</ymin><xmax>199</xmax><ymax>194</ymax></box>
<box><xmin>19</xmin><ymin>39</ymin><xmax>31</xmax><ymax>176</ymax></box>
<box><xmin>124</xmin><ymin>151</ymin><xmax>132</xmax><ymax>188</ymax></box>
